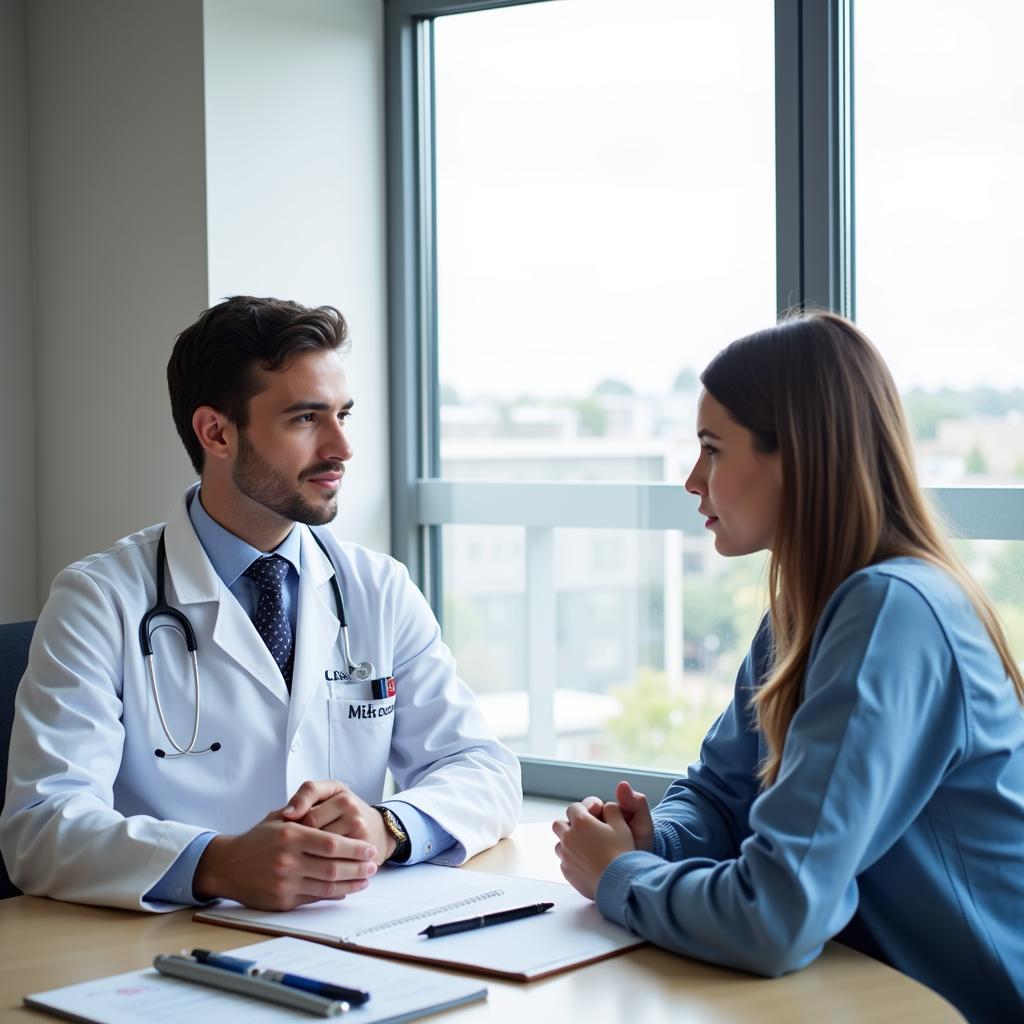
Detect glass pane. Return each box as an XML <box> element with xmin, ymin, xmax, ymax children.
<box><xmin>442</xmin><ymin>524</ymin><xmax>769</xmax><ymax>769</ymax></box>
<box><xmin>434</xmin><ymin>0</ymin><xmax>776</xmax><ymax>482</ymax></box>
<box><xmin>443</xmin><ymin>524</ymin><xmax>524</xmax><ymax>699</ymax></box>
<box><xmin>954</xmin><ymin>539</ymin><xmax>1024</xmax><ymax>665</ymax></box>
<box><xmin>855</xmin><ymin>1</ymin><xmax>1024</xmax><ymax>485</ymax></box>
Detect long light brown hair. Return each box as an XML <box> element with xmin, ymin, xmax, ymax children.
<box><xmin>701</xmin><ymin>311</ymin><xmax>1024</xmax><ymax>786</ymax></box>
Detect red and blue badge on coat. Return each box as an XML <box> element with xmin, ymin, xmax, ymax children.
<box><xmin>371</xmin><ymin>676</ymin><xmax>396</xmax><ymax>700</ymax></box>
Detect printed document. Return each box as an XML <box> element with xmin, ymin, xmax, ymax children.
<box><xmin>25</xmin><ymin>936</ymin><xmax>486</xmax><ymax>1024</ymax></box>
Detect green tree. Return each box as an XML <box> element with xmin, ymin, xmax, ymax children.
<box><xmin>990</xmin><ymin>543</ymin><xmax>1024</xmax><ymax>604</ymax></box>
<box><xmin>965</xmin><ymin>445</ymin><xmax>988</xmax><ymax>475</ymax></box>
<box><xmin>902</xmin><ymin>390</ymin><xmax>961</xmax><ymax>440</ymax></box>
<box><xmin>683</xmin><ymin>576</ymin><xmax>739</xmax><ymax>665</ymax></box>
<box><xmin>606</xmin><ymin>669</ymin><xmax>721</xmax><ymax>770</ymax></box>
<box><xmin>902</xmin><ymin>386</ymin><xmax>1024</xmax><ymax>440</ymax></box>
<box><xmin>683</xmin><ymin>552</ymin><xmax>768</xmax><ymax>671</ymax></box>
<box><xmin>592</xmin><ymin>379</ymin><xmax>634</xmax><ymax>397</ymax></box>
<box><xmin>975</xmin><ymin>386</ymin><xmax>1014</xmax><ymax>416</ymax></box>
<box><xmin>672</xmin><ymin>368</ymin><xmax>698</xmax><ymax>393</ymax></box>
<box><xmin>571</xmin><ymin>398</ymin><xmax>608</xmax><ymax>436</ymax></box>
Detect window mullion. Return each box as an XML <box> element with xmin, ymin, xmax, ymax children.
<box><xmin>386</xmin><ymin>4</ymin><xmax>427</xmax><ymax>584</ymax></box>
<box><xmin>777</xmin><ymin>0</ymin><xmax>854</xmax><ymax>316</ymax></box>
<box><xmin>774</xmin><ymin>0</ymin><xmax>803</xmax><ymax>315</ymax></box>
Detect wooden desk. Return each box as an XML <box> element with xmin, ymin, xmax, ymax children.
<box><xmin>0</xmin><ymin>823</ymin><xmax>963</xmax><ymax>1023</ymax></box>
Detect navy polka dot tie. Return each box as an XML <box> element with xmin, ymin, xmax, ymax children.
<box><xmin>244</xmin><ymin>555</ymin><xmax>293</xmax><ymax>691</ymax></box>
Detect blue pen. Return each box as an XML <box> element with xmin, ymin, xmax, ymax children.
<box><xmin>190</xmin><ymin>949</ymin><xmax>258</xmax><ymax>975</ymax></box>
<box><xmin>191</xmin><ymin>949</ymin><xmax>370</xmax><ymax>1005</ymax></box>
<box><xmin>257</xmin><ymin>969</ymin><xmax>371</xmax><ymax>1006</ymax></box>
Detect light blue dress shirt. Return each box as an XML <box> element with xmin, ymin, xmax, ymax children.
<box><xmin>189</xmin><ymin>488</ymin><xmax>303</xmax><ymax>635</ymax></box>
<box><xmin>595</xmin><ymin>558</ymin><xmax>1024</xmax><ymax>1024</ymax></box>
<box><xmin>146</xmin><ymin>491</ymin><xmax>453</xmax><ymax>905</ymax></box>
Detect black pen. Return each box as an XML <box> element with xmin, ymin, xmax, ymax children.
<box><xmin>191</xmin><ymin>949</ymin><xmax>258</xmax><ymax>975</ymax></box>
<box><xmin>419</xmin><ymin>901</ymin><xmax>554</xmax><ymax>938</ymax></box>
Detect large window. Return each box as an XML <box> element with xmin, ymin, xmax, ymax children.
<box><xmin>434</xmin><ymin>0</ymin><xmax>776</xmax><ymax>475</ymax></box>
<box><xmin>433</xmin><ymin>0</ymin><xmax>774</xmax><ymax>771</ymax></box>
<box><xmin>855</xmin><ymin>0</ymin><xmax>1024</xmax><ymax>663</ymax></box>
<box><xmin>856</xmin><ymin>0</ymin><xmax>1024</xmax><ymax>475</ymax></box>
<box><xmin>387</xmin><ymin>0</ymin><xmax>1024</xmax><ymax>797</ymax></box>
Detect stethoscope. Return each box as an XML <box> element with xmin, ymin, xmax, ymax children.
<box><xmin>140</xmin><ymin>528</ymin><xmax>375</xmax><ymax>758</ymax></box>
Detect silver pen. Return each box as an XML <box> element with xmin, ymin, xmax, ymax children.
<box><xmin>153</xmin><ymin>955</ymin><xmax>349</xmax><ymax>1017</ymax></box>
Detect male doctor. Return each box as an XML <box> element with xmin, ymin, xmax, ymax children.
<box><xmin>0</xmin><ymin>295</ymin><xmax>521</xmax><ymax>911</ymax></box>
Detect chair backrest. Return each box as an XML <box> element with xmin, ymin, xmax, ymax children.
<box><xmin>0</xmin><ymin>620</ymin><xmax>35</xmax><ymax>899</ymax></box>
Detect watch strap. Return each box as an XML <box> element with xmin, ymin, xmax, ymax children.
<box><xmin>374</xmin><ymin>805</ymin><xmax>411</xmax><ymax>863</ymax></box>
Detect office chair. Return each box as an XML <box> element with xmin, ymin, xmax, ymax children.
<box><xmin>0</xmin><ymin>619</ymin><xmax>34</xmax><ymax>899</ymax></box>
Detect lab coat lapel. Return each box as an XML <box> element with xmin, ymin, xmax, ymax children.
<box><xmin>288</xmin><ymin>526</ymin><xmax>341</xmax><ymax>745</ymax></box>
<box><xmin>163</xmin><ymin>486</ymin><xmax>290</xmax><ymax>706</ymax></box>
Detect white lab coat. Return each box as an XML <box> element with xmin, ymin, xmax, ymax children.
<box><xmin>0</xmin><ymin>489</ymin><xmax>521</xmax><ymax>910</ymax></box>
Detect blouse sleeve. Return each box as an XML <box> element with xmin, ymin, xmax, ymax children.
<box><xmin>596</xmin><ymin>573</ymin><xmax>967</xmax><ymax>976</ymax></box>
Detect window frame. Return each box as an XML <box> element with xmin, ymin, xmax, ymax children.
<box><xmin>384</xmin><ymin>0</ymin><xmax>1024</xmax><ymax>800</ymax></box>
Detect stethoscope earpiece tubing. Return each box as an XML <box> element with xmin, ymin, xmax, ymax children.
<box><xmin>144</xmin><ymin>532</ymin><xmax>214</xmax><ymax>757</ymax></box>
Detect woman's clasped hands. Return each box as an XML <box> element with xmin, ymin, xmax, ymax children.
<box><xmin>552</xmin><ymin>781</ymin><xmax>655</xmax><ymax>900</ymax></box>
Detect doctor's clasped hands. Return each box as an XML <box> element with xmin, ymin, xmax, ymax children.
<box><xmin>193</xmin><ymin>781</ymin><xmax>384</xmax><ymax>912</ymax></box>
<box><xmin>283</xmin><ymin>780</ymin><xmax>400</xmax><ymax>862</ymax></box>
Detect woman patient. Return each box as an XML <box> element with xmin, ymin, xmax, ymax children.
<box><xmin>553</xmin><ymin>312</ymin><xmax>1024</xmax><ymax>1024</ymax></box>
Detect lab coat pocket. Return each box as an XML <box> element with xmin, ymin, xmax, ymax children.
<box><xmin>327</xmin><ymin>695</ymin><xmax>397</xmax><ymax>798</ymax></box>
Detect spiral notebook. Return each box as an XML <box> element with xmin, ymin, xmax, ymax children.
<box><xmin>195</xmin><ymin>864</ymin><xmax>643</xmax><ymax>980</ymax></box>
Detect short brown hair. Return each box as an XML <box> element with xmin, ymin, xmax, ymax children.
<box><xmin>167</xmin><ymin>295</ymin><xmax>349</xmax><ymax>473</ymax></box>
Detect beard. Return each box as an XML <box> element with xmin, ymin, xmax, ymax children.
<box><xmin>232</xmin><ymin>431</ymin><xmax>341</xmax><ymax>526</ymax></box>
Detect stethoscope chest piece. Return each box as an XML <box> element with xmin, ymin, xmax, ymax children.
<box><xmin>310</xmin><ymin>531</ymin><xmax>377</xmax><ymax>682</ymax></box>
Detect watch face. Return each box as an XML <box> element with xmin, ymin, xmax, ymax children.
<box><xmin>376</xmin><ymin>806</ymin><xmax>412</xmax><ymax>863</ymax></box>
<box><xmin>378</xmin><ymin>807</ymin><xmax>407</xmax><ymax>843</ymax></box>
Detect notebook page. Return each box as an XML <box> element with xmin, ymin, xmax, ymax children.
<box><xmin>351</xmin><ymin>880</ymin><xmax>642</xmax><ymax>978</ymax></box>
<box><xmin>196</xmin><ymin>866</ymin><xmax>643</xmax><ymax>979</ymax></box>
<box><xmin>199</xmin><ymin>863</ymin><xmax>515</xmax><ymax>942</ymax></box>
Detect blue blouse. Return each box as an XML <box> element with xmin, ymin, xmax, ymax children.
<box><xmin>596</xmin><ymin>558</ymin><xmax>1024</xmax><ymax>1023</ymax></box>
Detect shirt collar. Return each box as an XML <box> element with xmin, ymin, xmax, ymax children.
<box><xmin>188</xmin><ymin>488</ymin><xmax>302</xmax><ymax>587</ymax></box>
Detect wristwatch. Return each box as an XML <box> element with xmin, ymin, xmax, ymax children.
<box><xmin>374</xmin><ymin>805</ymin><xmax>411</xmax><ymax>863</ymax></box>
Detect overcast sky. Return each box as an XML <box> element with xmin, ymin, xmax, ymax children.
<box><xmin>433</xmin><ymin>0</ymin><xmax>1024</xmax><ymax>401</ymax></box>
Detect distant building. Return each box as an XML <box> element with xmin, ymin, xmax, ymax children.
<box><xmin>438</xmin><ymin>395</ymin><xmax>726</xmax><ymax>759</ymax></box>
<box><xmin>435</xmin><ymin>388</ymin><xmax>1024</xmax><ymax>758</ymax></box>
<box><xmin>919</xmin><ymin>412</ymin><xmax>1024</xmax><ymax>482</ymax></box>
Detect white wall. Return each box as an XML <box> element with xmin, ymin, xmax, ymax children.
<box><xmin>203</xmin><ymin>0</ymin><xmax>390</xmax><ymax>554</ymax></box>
<box><xmin>27</xmin><ymin>0</ymin><xmax>210</xmax><ymax>593</ymax></box>
<box><xmin>0</xmin><ymin>0</ymin><xmax>38</xmax><ymax>621</ymax></box>
<box><xmin>3</xmin><ymin>0</ymin><xmax>390</xmax><ymax>617</ymax></box>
